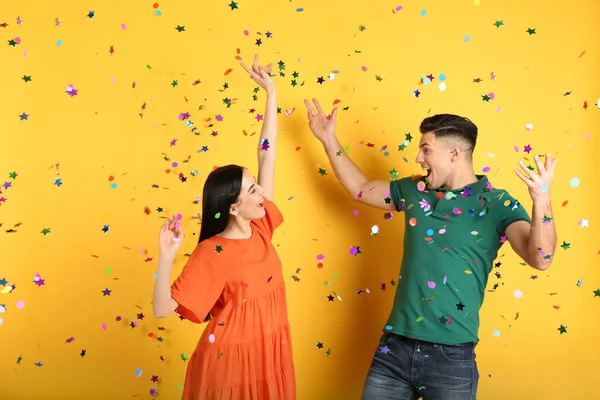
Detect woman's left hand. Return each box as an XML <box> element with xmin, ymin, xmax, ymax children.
<box><xmin>240</xmin><ymin>54</ymin><xmax>275</xmax><ymax>94</ymax></box>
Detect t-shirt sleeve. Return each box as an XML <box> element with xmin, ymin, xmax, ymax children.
<box><xmin>390</xmin><ymin>178</ymin><xmax>409</xmax><ymax>212</ymax></box>
<box><xmin>170</xmin><ymin>245</ymin><xmax>225</xmax><ymax>324</ymax></box>
<box><xmin>253</xmin><ymin>198</ymin><xmax>284</xmax><ymax>238</ymax></box>
<box><xmin>495</xmin><ymin>191</ymin><xmax>532</xmax><ymax>237</ymax></box>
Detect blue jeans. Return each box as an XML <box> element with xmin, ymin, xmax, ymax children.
<box><xmin>361</xmin><ymin>332</ymin><xmax>479</xmax><ymax>400</ymax></box>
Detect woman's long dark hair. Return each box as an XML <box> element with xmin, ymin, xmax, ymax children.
<box><xmin>198</xmin><ymin>164</ymin><xmax>244</xmax><ymax>322</ymax></box>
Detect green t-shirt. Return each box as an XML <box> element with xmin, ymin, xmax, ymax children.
<box><xmin>386</xmin><ymin>174</ymin><xmax>531</xmax><ymax>345</ymax></box>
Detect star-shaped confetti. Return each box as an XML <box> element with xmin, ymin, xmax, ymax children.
<box><xmin>8</xmin><ymin>39</ymin><xmax>17</xmax><ymax>47</ymax></box>
<box><xmin>557</xmin><ymin>324</ymin><xmax>567</xmax><ymax>334</ymax></box>
<box><xmin>526</xmin><ymin>28</ymin><xmax>536</xmax><ymax>35</ymax></box>
<box><xmin>19</xmin><ymin>112</ymin><xmax>29</xmax><ymax>120</ymax></box>
<box><xmin>22</xmin><ymin>75</ymin><xmax>32</xmax><ymax>82</ymax></box>
<box><xmin>318</xmin><ymin>168</ymin><xmax>327</xmax><ymax>176</ymax></box>
<box><xmin>55</xmin><ymin>18</ymin><xmax>61</xmax><ymax>27</ymax></box>
<box><xmin>175</xmin><ymin>25</ymin><xmax>185</xmax><ymax>32</ymax></box>
<box><xmin>494</xmin><ymin>20</ymin><xmax>504</xmax><ymax>28</ymax></box>
<box><xmin>229</xmin><ymin>1</ymin><xmax>238</xmax><ymax>10</ymax></box>
<box><xmin>560</xmin><ymin>241</ymin><xmax>570</xmax><ymax>250</ymax></box>
<box><xmin>317</xmin><ymin>76</ymin><xmax>325</xmax><ymax>84</ymax></box>
<box><xmin>41</xmin><ymin>228</ymin><xmax>51</xmax><ymax>235</ymax></box>
<box><xmin>87</xmin><ymin>11</ymin><xmax>95</xmax><ymax>19</ymax></box>
<box><xmin>593</xmin><ymin>289</ymin><xmax>600</xmax><ymax>297</ymax></box>
<box><xmin>102</xmin><ymin>288</ymin><xmax>112</xmax><ymax>296</ymax></box>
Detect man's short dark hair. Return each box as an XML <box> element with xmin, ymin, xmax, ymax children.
<box><xmin>419</xmin><ymin>114</ymin><xmax>478</xmax><ymax>155</ymax></box>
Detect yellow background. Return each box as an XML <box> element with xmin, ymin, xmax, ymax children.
<box><xmin>1</xmin><ymin>0</ymin><xmax>599</xmax><ymax>399</ymax></box>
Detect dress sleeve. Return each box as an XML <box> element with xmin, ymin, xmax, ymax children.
<box><xmin>495</xmin><ymin>191</ymin><xmax>532</xmax><ymax>237</ymax></box>
<box><xmin>170</xmin><ymin>245</ymin><xmax>225</xmax><ymax>324</ymax></box>
<box><xmin>252</xmin><ymin>198</ymin><xmax>284</xmax><ymax>238</ymax></box>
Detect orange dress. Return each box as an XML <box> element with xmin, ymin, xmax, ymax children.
<box><xmin>171</xmin><ymin>198</ymin><xmax>296</xmax><ymax>400</ymax></box>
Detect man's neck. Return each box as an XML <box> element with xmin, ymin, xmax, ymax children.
<box><xmin>444</xmin><ymin>167</ymin><xmax>478</xmax><ymax>191</ymax></box>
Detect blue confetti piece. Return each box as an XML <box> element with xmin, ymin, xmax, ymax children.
<box><xmin>403</xmin><ymin>157</ymin><xmax>409</xmax><ymax>163</ymax></box>
<box><xmin>134</xmin><ymin>368</ymin><xmax>143</xmax><ymax>377</ymax></box>
<box><xmin>439</xmin><ymin>73</ymin><xmax>446</xmax><ymax>81</ymax></box>
<box><xmin>385</xmin><ymin>325</ymin><xmax>393</xmax><ymax>331</ymax></box>
<box><xmin>296</xmin><ymin>8</ymin><xmax>304</xmax><ymax>12</ymax></box>
<box><xmin>570</xmin><ymin>177</ymin><xmax>580</xmax><ymax>187</ymax></box>
<box><xmin>423</xmin><ymin>77</ymin><xmax>431</xmax><ymax>84</ymax></box>
<box><xmin>464</xmin><ymin>35</ymin><xmax>471</xmax><ymax>42</ymax></box>
<box><xmin>383</xmin><ymin>151</ymin><xmax>390</xmax><ymax>157</ymax></box>
<box><xmin>443</xmin><ymin>275</ymin><xmax>447</xmax><ymax>284</ymax></box>
<box><xmin>493</xmin><ymin>330</ymin><xmax>500</xmax><ymax>337</ymax></box>
<box><xmin>155</xmin><ymin>10</ymin><xmax>162</xmax><ymax>16</ymax></box>
<box><xmin>541</xmin><ymin>184</ymin><xmax>549</xmax><ymax>192</ymax></box>
<box><xmin>426</xmin><ymin>229</ymin><xmax>434</xmax><ymax>236</ymax></box>
<box><xmin>57</xmin><ymin>39</ymin><xmax>63</xmax><ymax>46</ymax></box>
<box><xmin>152</xmin><ymin>273</ymin><xmax>159</xmax><ymax>279</ymax></box>
<box><xmin>420</xmin><ymin>9</ymin><xmax>427</xmax><ymax>16</ymax></box>
<box><xmin>110</xmin><ymin>183</ymin><xmax>117</xmax><ymax>189</ymax></box>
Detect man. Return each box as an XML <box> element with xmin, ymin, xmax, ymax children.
<box><xmin>303</xmin><ymin>98</ymin><xmax>558</xmax><ymax>400</ymax></box>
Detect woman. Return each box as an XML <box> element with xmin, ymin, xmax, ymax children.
<box><xmin>152</xmin><ymin>55</ymin><xmax>295</xmax><ymax>400</ymax></box>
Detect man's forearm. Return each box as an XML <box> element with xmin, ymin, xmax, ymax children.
<box><xmin>528</xmin><ymin>197</ymin><xmax>557</xmax><ymax>270</ymax></box>
<box><xmin>322</xmin><ymin>136</ymin><xmax>369</xmax><ymax>199</ymax></box>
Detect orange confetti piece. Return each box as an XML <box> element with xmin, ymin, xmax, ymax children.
<box><xmin>562</xmin><ymin>200</ymin><xmax>568</xmax><ymax>207</ymax></box>
<box><xmin>224</xmin><ymin>68</ymin><xmax>233</xmax><ymax>75</ymax></box>
<box><xmin>242</xmin><ymin>130</ymin><xmax>248</xmax><ymax>136</ymax></box>
<box><xmin>333</xmin><ymin>99</ymin><xmax>341</xmax><ymax>105</ymax></box>
<box><xmin>553</xmin><ymin>305</ymin><xmax>560</xmax><ymax>309</ymax></box>
<box><xmin>295</xmin><ymin>146</ymin><xmax>302</xmax><ymax>151</ymax></box>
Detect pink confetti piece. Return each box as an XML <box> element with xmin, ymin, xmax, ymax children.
<box><xmin>16</xmin><ymin>300</ymin><xmax>25</xmax><ymax>309</ymax></box>
<box><xmin>361</xmin><ymin>66</ymin><xmax>367</xmax><ymax>71</ymax></box>
<box><xmin>15</xmin><ymin>37</ymin><xmax>21</xmax><ymax>44</ymax></box>
<box><xmin>121</xmin><ymin>23</ymin><xmax>126</xmax><ymax>30</ymax></box>
<box><xmin>111</xmin><ymin>77</ymin><xmax>116</xmax><ymax>84</ymax></box>
<box><xmin>243</xmin><ymin>30</ymin><xmax>249</xmax><ymax>36</ymax></box>
<box><xmin>514</xmin><ymin>146</ymin><xmax>519</xmax><ymax>152</ymax></box>
<box><xmin>209</xmin><ymin>334</ymin><xmax>215</xmax><ymax>343</ymax></box>
<box><xmin>427</xmin><ymin>281</ymin><xmax>436</xmax><ymax>289</ymax></box>
<box><xmin>102</xmin><ymin>323</ymin><xmax>107</xmax><ymax>330</ymax></box>
<box><xmin>395</xmin><ymin>6</ymin><xmax>403</xmax><ymax>11</ymax></box>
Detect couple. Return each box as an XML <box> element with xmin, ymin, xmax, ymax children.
<box><xmin>152</xmin><ymin>55</ymin><xmax>558</xmax><ymax>400</ymax></box>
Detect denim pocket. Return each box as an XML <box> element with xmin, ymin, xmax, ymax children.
<box><xmin>437</xmin><ymin>343</ymin><xmax>476</xmax><ymax>363</ymax></box>
<box><xmin>378</xmin><ymin>332</ymin><xmax>395</xmax><ymax>348</ymax></box>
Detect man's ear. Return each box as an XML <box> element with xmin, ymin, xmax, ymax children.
<box><xmin>450</xmin><ymin>145</ymin><xmax>462</xmax><ymax>160</ymax></box>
